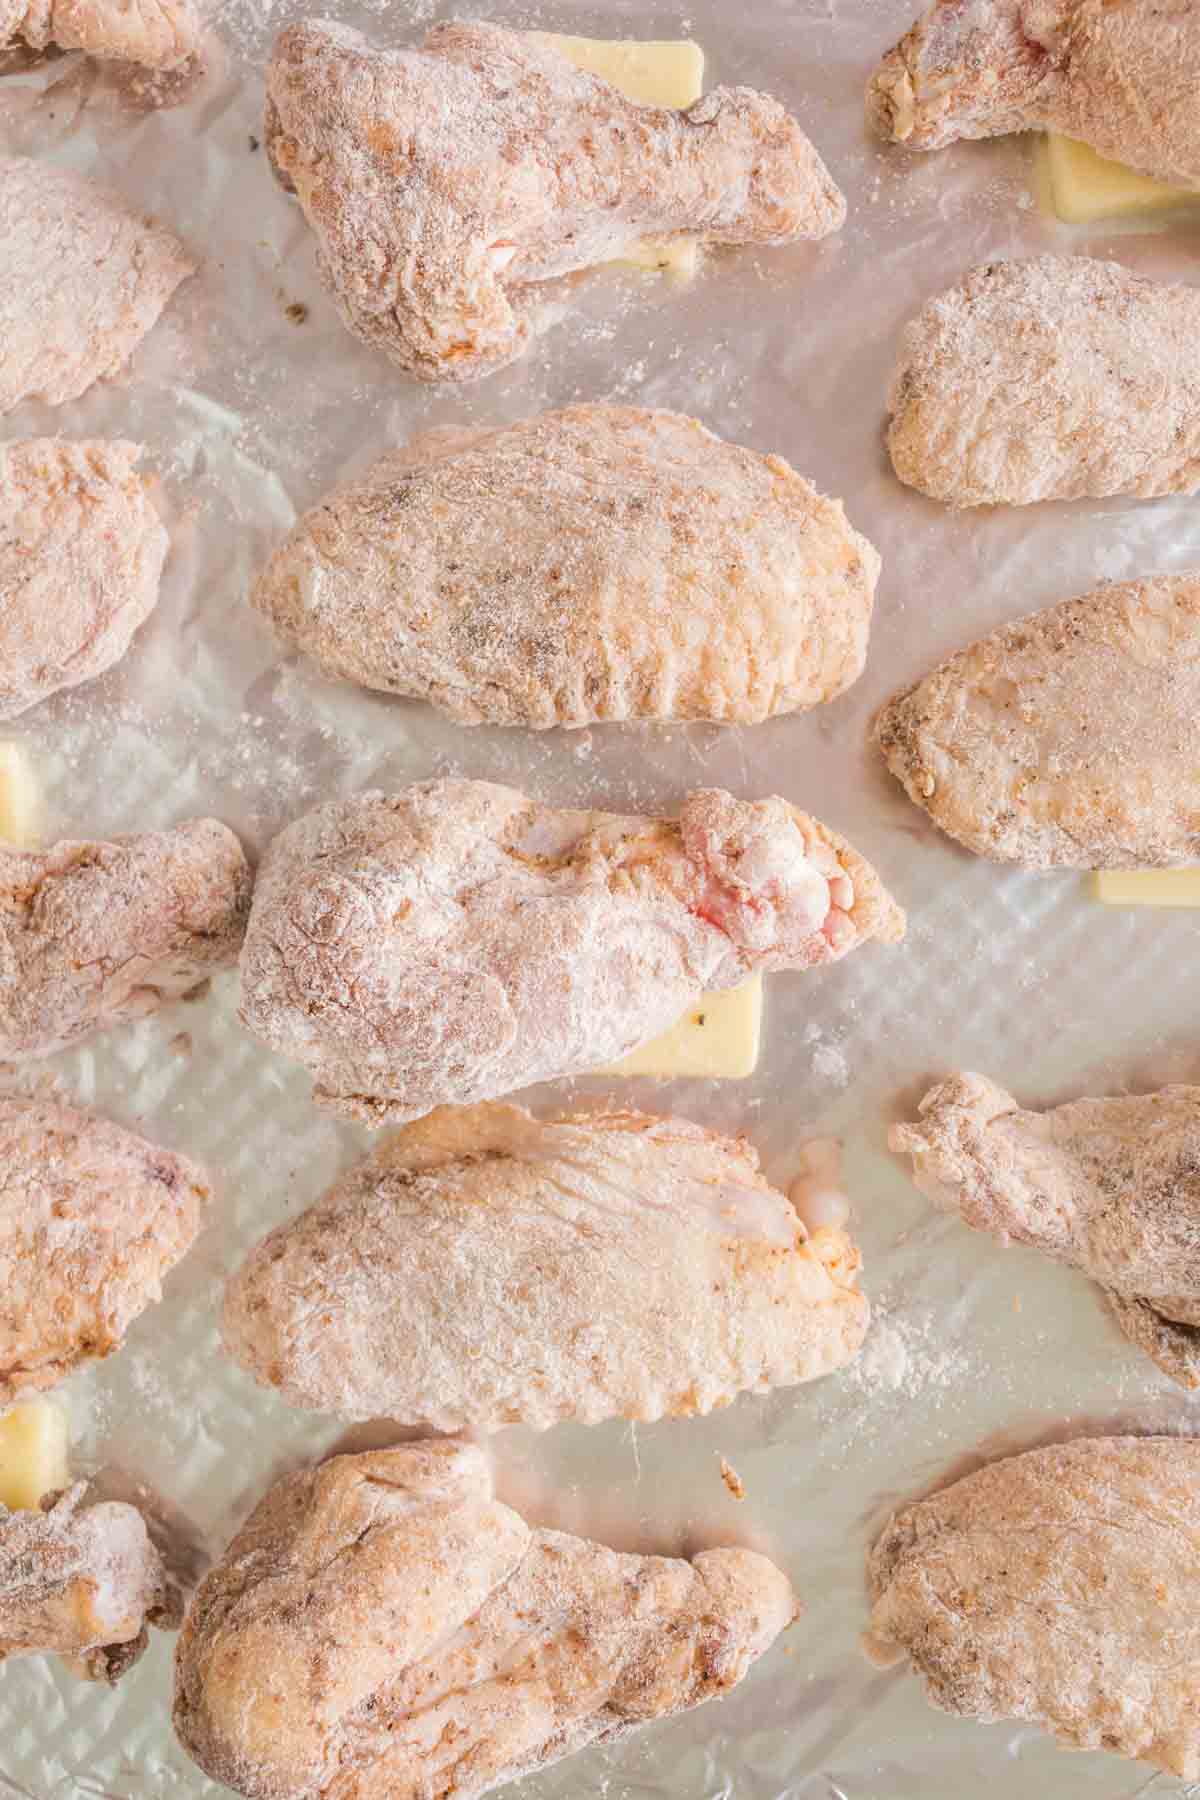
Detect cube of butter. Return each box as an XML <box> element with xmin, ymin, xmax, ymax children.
<box><xmin>0</xmin><ymin>1402</ymin><xmax>70</xmax><ymax>1511</ymax></box>
<box><xmin>535</xmin><ymin>33</ymin><xmax>705</xmax><ymax>276</ymax></box>
<box><xmin>0</xmin><ymin>741</ymin><xmax>39</xmax><ymax>846</ymax></box>
<box><xmin>1093</xmin><ymin>869</ymin><xmax>1200</xmax><ymax>909</ymax></box>
<box><xmin>605</xmin><ymin>975</ymin><xmax>763</xmax><ymax>1079</ymax></box>
<box><xmin>1043</xmin><ymin>133</ymin><xmax>1197</xmax><ymax>225</ymax></box>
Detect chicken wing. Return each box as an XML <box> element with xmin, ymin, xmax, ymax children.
<box><xmin>1</xmin><ymin>0</ymin><xmax>202</xmax><ymax>78</ymax></box>
<box><xmin>0</xmin><ymin>816</ymin><xmax>250</xmax><ymax>1058</ymax></box>
<box><xmin>223</xmin><ymin>1102</ymin><xmax>867</xmax><ymax>1428</ymax></box>
<box><xmin>892</xmin><ymin>1072</ymin><xmax>1200</xmax><ymax>1388</ymax></box>
<box><xmin>264</xmin><ymin>19</ymin><xmax>844</xmax><ymax>385</ymax></box>
<box><xmin>865</xmin><ymin>1435</ymin><xmax>1200</xmax><ymax>1776</ymax></box>
<box><xmin>876</xmin><ymin>575</ymin><xmax>1200</xmax><ymax>867</ymax></box>
<box><xmin>868</xmin><ymin>0</ymin><xmax>1200</xmax><ymax>189</ymax></box>
<box><xmin>0</xmin><ymin>440</ymin><xmax>167</xmax><ymax>719</ymax></box>
<box><xmin>173</xmin><ymin>1441</ymin><xmax>795</xmax><ymax>1800</ymax></box>
<box><xmin>2</xmin><ymin>1478</ymin><xmax>178</xmax><ymax>1682</ymax></box>
<box><xmin>888</xmin><ymin>257</ymin><xmax>1200</xmax><ymax>506</ymax></box>
<box><xmin>238</xmin><ymin>782</ymin><xmax>903</xmax><ymax>1126</ymax></box>
<box><xmin>253</xmin><ymin>407</ymin><xmax>878</xmax><ymax>728</ymax></box>
<box><xmin>0</xmin><ymin>1094</ymin><xmax>208</xmax><ymax>1404</ymax></box>
<box><xmin>1</xmin><ymin>157</ymin><xmax>194</xmax><ymax>416</ymax></box>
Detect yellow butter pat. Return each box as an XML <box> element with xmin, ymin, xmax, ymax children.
<box><xmin>538</xmin><ymin>33</ymin><xmax>705</xmax><ymax>277</ymax></box>
<box><xmin>0</xmin><ymin>1402</ymin><xmax>70</xmax><ymax>1511</ymax></box>
<box><xmin>606</xmin><ymin>976</ymin><xmax>763</xmax><ymax>1079</ymax></box>
<box><xmin>1093</xmin><ymin>869</ymin><xmax>1200</xmax><ymax>909</ymax></box>
<box><xmin>1043</xmin><ymin>133</ymin><xmax>1197</xmax><ymax>224</ymax></box>
<box><xmin>0</xmin><ymin>741</ymin><xmax>39</xmax><ymax>846</ymax></box>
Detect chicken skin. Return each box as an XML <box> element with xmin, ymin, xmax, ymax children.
<box><xmin>892</xmin><ymin>1072</ymin><xmax>1200</xmax><ymax>1388</ymax></box>
<box><xmin>1</xmin><ymin>157</ymin><xmax>194</xmax><ymax>416</ymax></box>
<box><xmin>223</xmin><ymin>1103</ymin><xmax>868</xmax><ymax>1429</ymax></box>
<box><xmin>0</xmin><ymin>817</ymin><xmax>250</xmax><ymax>1059</ymax></box>
<box><xmin>253</xmin><ymin>407</ymin><xmax>878</xmax><ymax>729</ymax></box>
<box><xmin>0</xmin><ymin>1094</ymin><xmax>208</xmax><ymax>1405</ymax></box>
<box><xmin>876</xmin><ymin>575</ymin><xmax>1200</xmax><ymax>868</ymax></box>
<box><xmin>0</xmin><ymin>441</ymin><xmax>167</xmax><ymax>719</ymax></box>
<box><xmin>173</xmin><ymin>1441</ymin><xmax>796</xmax><ymax>1800</ymax></box>
<box><xmin>2</xmin><ymin>1479</ymin><xmax>179</xmax><ymax>1683</ymax></box>
<box><xmin>888</xmin><ymin>258</ymin><xmax>1200</xmax><ymax>507</ymax></box>
<box><xmin>238</xmin><ymin>782</ymin><xmax>903</xmax><ymax>1126</ymax></box>
<box><xmin>1</xmin><ymin>0</ymin><xmax>202</xmax><ymax>78</ymax></box>
<box><xmin>264</xmin><ymin>19</ymin><xmax>844</xmax><ymax>385</ymax></box>
<box><xmin>865</xmin><ymin>1435</ymin><xmax>1200</xmax><ymax>1777</ymax></box>
<box><xmin>869</xmin><ymin>0</ymin><xmax>1200</xmax><ymax>190</ymax></box>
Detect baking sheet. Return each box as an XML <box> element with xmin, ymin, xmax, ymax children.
<box><xmin>3</xmin><ymin>1</ymin><xmax>1200</xmax><ymax>1795</ymax></box>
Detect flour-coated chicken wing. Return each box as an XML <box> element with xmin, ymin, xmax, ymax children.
<box><xmin>1</xmin><ymin>0</ymin><xmax>202</xmax><ymax>78</ymax></box>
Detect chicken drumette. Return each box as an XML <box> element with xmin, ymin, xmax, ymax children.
<box><xmin>238</xmin><ymin>781</ymin><xmax>903</xmax><ymax>1125</ymax></box>
<box><xmin>173</xmin><ymin>1441</ymin><xmax>796</xmax><ymax>1800</ymax></box>
<box><xmin>264</xmin><ymin>19</ymin><xmax>844</xmax><ymax>383</ymax></box>
<box><xmin>1</xmin><ymin>0</ymin><xmax>202</xmax><ymax>81</ymax></box>
<box><xmin>869</xmin><ymin>1</ymin><xmax>1200</xmax><ymax>189</ymax></box>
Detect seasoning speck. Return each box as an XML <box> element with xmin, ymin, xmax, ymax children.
<box><xmin>719</xmin><ymin>1456</ymin><xmax>746</xmax><ymax>1500</ymax></box>
<box><xmin>285</xmin><ymin>302</ymin><xmax>309</xmax><ymax>325</ymax></box>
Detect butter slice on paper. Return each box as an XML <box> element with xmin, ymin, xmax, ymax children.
<box><xmin>0</xmin><ymin>742</ymin><xmax>38</xmax><ymax>845</ymax></box>
<box><xmin>537</xmin><ymin>33</ymin><xmax>705</xmax><ymax>276</ymax></box>
<box><xmin>606</xmin><ymin>976</ymin><xmax>763</xmax><ymax>1078</ymax></box>
<box><xmin>0</xmin><ymin>1402</ymin><xmax>70</xmax><ymax>1511</ymax></box>
<box><xmin>1093</xmin><ymin>869</ymin><xmax>1200</xmax><ymax>909</ymax></box>
<box><xmin>1043</xmin><ymin>134</ymin><xmax>1198</xmax><ymax>224</ymax></box>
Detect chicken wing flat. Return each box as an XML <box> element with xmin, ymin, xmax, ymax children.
<box><xmin>223</xmin><ymin>1102</ymin><xmax>868</xmax><ymax>1428</ymax></box>
<box><xmin>253</xmin><ymin>407</ymin><xmax>878</xmax><ymax>728</ymax></box>
<box><xmin>238</xmin><ymin>782</ymin><xmax>903</xmax><ymax>1126</ymax></box>
<box><xmin>865</xmin><ymin>1435</ymin><xmax>1200</xmax><ymax>1777</ymax></box>
<box><xmin>876</xmin><ymin>575</ymin><xmax>1200</xmax><ymax>867</ymax></box>
<box><xmin>1</xmin><ymin>1094</ymin><xmax>208</xmax><ymax>1404</ymax></box>
<box><xmin>264</xmin><ymin>19</ymin><xmax>844</xmax><ymax>384</ymax></box>
<box><xmin>892</xmin><ymin>1072</ymin><xmax>1200</xmax><ymax>1388</ymax></box>
<box><xmin>173</xmin><ymin>1441</ymin><xmax>796</xmax><ymax>1800</ymax></box>
<box><xmin>2</xmin><ymin>1478</ymin><xmax>178</xmax><ymax>1683</ymax></box>
<box><xmin>0</xmin><ymin>817</ymin><xmax>250</xmax><ymax>1058</ymax></box>
<box><xmin>869</xmin><ymin>0</ymin><xmax>1200</xmax><ymax>189</ymax></box>
<box><xmin>0</xmin><ymin>440</ymin><xmax>167</xmax><ymax>719</ymax></box>
<box><xmin>1</xmin><ymin>0</ymin><xmax>202</xmax><ymax>78</ymax></box>
<box><xmin>888</xmin><ymin>257</ymin><xmax>1200</xmax><ymax>506</ymax></box>
<box><xmin>1</xmin><ymin>157</ymin><xmax>194</xmax><ymax>416</ymax></box>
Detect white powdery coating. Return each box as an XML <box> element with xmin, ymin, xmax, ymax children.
<box><xmin>237</xmin><ymin>780</ymin><xmax>904</xmax><ymax>1126</ymax></box>
<box><xmin>868</xmin><ymin>0</ymin><xmax>1200</xmax><ymax>188</ymax></box>
<box><xmin>0</xmin><ymin>440</ymin><xmax>167</xmax><ymax>720</ymax></box>
<box><xmin>0</xmin><ymin>1479</ymin><xmax>173</xmax><ymax>1681</ymax></box>
<box><xmin>1</xmin><ymin>0</ymin><xmax>202</xmax><ymax>71</ymax></box>
<box><xmin>253</xmin><ymin>405</ymin><xmax>879</xmax><ymax>728</ymax></box>
<box><xmin>876</xmin><ymin>574</ymin><xmax>1200</xmax><ymax>867</ymax></box>
<box><xmin>0</xmin><ymin>1092</ymin><xmax>209</xmax><ymax>1404</ymax></box>
<box><xmin>0</xmin><ymin>157</ymin><xmax>195</xmax><ymax>416</ymax></box>
<box><xmin>892</xmin><ymin>1072</ymin><xmax>1200</xmax><ymax>1388</ymax></box>
<box><xmin>866</xmin><ymin>1436</ymin><xmax>1200</xmax><ymax>1778</ymax></box>
<box><xmin>222</xmin><ymin>1102</ymin><xmax>869</xmax><ymax>1429</ymax></box>
<box><xmin>0</xmin><ymin>817</ymin><xmax>251</xmax><ymax>1059</ymax></box>
<box><xmin>264</xmin><ymin>19</ymin><xmax>845</xmax><ymax>384</ymax></box>
<box><xmin>887</xmin><ymin>257</ymin><xmax>1200</xmax><ymax>506</ymax></box>
<box><xmin>173</xmin><ymin>1441</ymin><xmax>797</xmax><ymax>1800</ymax></box>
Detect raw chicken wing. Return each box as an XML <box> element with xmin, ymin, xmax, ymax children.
<box><xmin>1</xmin><ymin>1478</ymin><xmax>179</xmax><ymax>1682</ymax></box>
<box><xmin>876</xmin><ymin>575</ymin><xmax>1200</xmax><ymax>867</ymax></box>
<box><xmin>173</xmin><ymin>1441</ymin><xmax>796</xmax><ymax>1800</ymax></box>
<box><xmin>238</xmin><ymin>782</ymin><xmax>904</xmax><ymax>1125</ymax></box>
<box><xmin>265</xmin><ymin>19</ymin><xmax>844</xmax><ymax>384</ymax></box>
<box><xmin>223</xmin><ymin>1102</ymin><xmax>868</xmax><ymax>1428</ymax></box>
<box><xmin>0</xmin><ymin>1093</ymin><xmax>208</xmax><ymax>1404</ymax></box>
<box><xmin>253</xmin><ymin>407</ymin><xmax>878</xmax><ymax>727</ymax></box>
<box><xmin>865</xmin><ymin>1435</ymin><xmax>1200</xmax><ymax>1776</ymax></box>
<box><xmin>888</xmin><ymin>258</ymin><xmax>1200</xmax><ymax>506</ymax></box>
<box><xmin>0</xmin><ymin>817</ymin><xmax>251</xmax><ymax>1058</ymax></box>
<box><xmin>893</xmin><ymin>1072</ymin><xmax>1200</xmax><ymax>1388</ymax></box>
<box><xmin>0</xmin><ymin>440</ymin><xmax>167</xmax><ymax>718</ymax></box>
<box><xmin>869</xmin><ymin>0</ymin><xmax>1200</xmax><ymax>189</ymax></box>
<box><xmin>1</xmin><ymin>157</ymin><xmax>194</xmax><ymax>416</ymax></box>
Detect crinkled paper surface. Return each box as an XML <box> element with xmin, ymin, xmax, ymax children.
<box><xmin>2</xmin><ymin>1</ymin><xmax>1200</xmax><ymax>1796</ymax></box>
